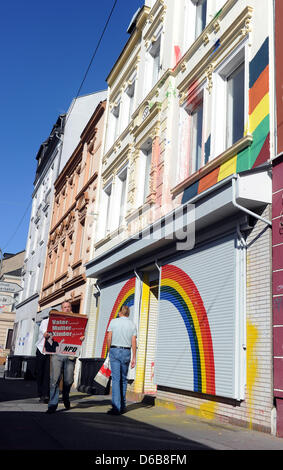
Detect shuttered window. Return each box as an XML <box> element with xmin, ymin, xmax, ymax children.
<box><xmin>95</xmin><ymin>276</ymin><xmax>136</xmax><ymax>358</ymax></box>
<box><xmin>155</xmin><ymin>233</ymin><xmax>245</xmax><ymax>400</ymax></box>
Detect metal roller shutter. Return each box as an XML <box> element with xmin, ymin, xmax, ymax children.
<box><xmin>155</xmin><ymin>233</ymin><xmax>244</xmax><ymax>399</ymax></box>
<box><xmin>95</xmin><ymin>276</ymin><xmax>136</xmax><ymax>358</ymax></box>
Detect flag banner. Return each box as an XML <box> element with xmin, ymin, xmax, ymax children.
<box><xmin>43</xmin><ymin>310</ymin><xmax>88</xmax><ymax>357</ymax></box>
<box><xmin>94</xmin><ymin>354</ymin><xmax>111</xmax><ymax>388</ymax></box>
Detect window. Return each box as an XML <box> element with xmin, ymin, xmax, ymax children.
<box><xmin>5</xmin><ymin>329</ymin><xmax>13</xmax><ymax>349</ymax></box>
<box><xmin>211</xmin><ymin>46</ymin><xmax>246</xmax><ymax>158</ymax></box>
<box><xmin>195</xmin><ymin>0</ymin><xmax>207</xmax><ymax>39</ymax></box>
<box><xmin>104</xmin><ymin>183</ymin><xmax>112</xmax><ymax>235</ymax></box>
<box><xmin>117</xmin><ymin>168</ymin><xmax>128</xmax><ymax>225</ymax></box>
<box><xmin>140</xmin><ymin>140</ymin><xmax>152</xmax><ymax>204</ymax></box>
<box><xmin>112</xmin><ymin>102</ymin><xmax>120</xmax><ymax>142</ymax></box>
<box><xmin>126</xmin><ymin>81</ymin><xmax>135</xmax><ymax>124</ymax></box>
<box><xmin>145</xmin><ymin>34</ymin><xmax>162</xmax><ymax>96</ymax></box>
<box><xmin>151</xmin><ymin>36</ymin><xmax>161</xmax><ymax>87</ymax></box>
<box><xmin>190</xmin><ymin>99</ymin><xmax>204</xmax><ymax>173</ymax></box>
<box><xmin>177</xmin><ymin>90</ymin><xmax>204</xmax><ymax>183</ymax></box>
<box><xmin>226</xmin><ymin>63</ymin><xmax>245</xmax><ymax>147</ymax></box>
<box><xmin>106</xmin><ymin>101</ymin><xmax>121</xmax><ymax>150</ymax></box>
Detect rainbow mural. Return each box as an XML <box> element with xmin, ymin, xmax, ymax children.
<box><xmin>182</xmin><ymin>38</ymin><xmax>270</xmax><ymax>204</ymax></box>
<box><xmin>160</xmin><ymin>264</ymin><xmax>215</xmax><ymax>395</ymax></box>
<box><xmin>101</xmin><ymin>277</ymin><xmax>135</xmax><ymax>358</ymax></box>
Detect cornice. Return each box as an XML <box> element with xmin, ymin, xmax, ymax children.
<box><xmin>102</xmin><ymin>143</ymin><xmax>132</xmax><ymax>181</ymax></box>
<box><xmin>107</xmin><ymin>6</ymin><xmax>150</xmax><ymax>86</ymax></box>
<box><xmin>177</xmin><ymin>5</ymin><xmax>253</xmax><ymax>100</ymax></box>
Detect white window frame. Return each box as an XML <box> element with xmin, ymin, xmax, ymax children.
<box><xmin>211</xmin><ymin>42</ymin><xmax>248</xmax><ymax>160</ymax></box>
<box><xmin>117</xmin><ymin>166</ymin><xmax>128</xmax><ymax>227</ymax></box>
<box><xmin>144</xmin><ymin>28</ymin><xmax>162</xmax><ymax>97</ymax></box>
<box><xmin>183</xmin><ymin>0</ymin><xmax>208</xmax><ymax>53</ymax></box>
<box><xmin>106</xmin><ymin>99</ymin><xmax>121</xmax><ymax>151</ymax></box>
<box><xmin>194</xmin><ymin>0</ymin><xmax>208</xmax><ymax>39</ymax></box>
<box><xmin>120</xmin><ymin>78</ymin><xmax>136</xmax><ymax>133</ymax></box>
<box><xmin>138</xmin><ymin>139</ymin><xmax>153</xmax><ymax>206</ymax></box>
<box><xmin>98</xmin><ymin>180</ymin><xmax>113</xmax><ymax>239</ymax></box>
<box><xmin>188</xmin><ymin>93</ymin><xmax>204</xmax><ymax>174</ymax></box>
<box><xmin>176</xmin><ymin>86</ymin><xmax>206</xmax><ymax>184</ymax></box>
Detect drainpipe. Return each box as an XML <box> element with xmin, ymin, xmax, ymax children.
<box><xmin>94</xmin><ymin>280</ymin><xmax>101</xmax><ymax>295</ymax></box>
<box><xmin>232</xmin><ymin>176</ymin><xmax>272</xmax><ymax>227</ymax></box>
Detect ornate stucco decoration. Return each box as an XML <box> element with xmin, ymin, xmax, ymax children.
<box><xmin>205</xmin><ymin>63</ymin><xmax>214</xmax><ymax>94</ymax></box>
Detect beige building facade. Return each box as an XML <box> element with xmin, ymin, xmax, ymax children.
<box><xmin>0</xmin><ymin>251</ymin><xmax>25</xmax><ymax>361</ymax></box>
<box><xmin>39</xmin><ymin>100</ymin><xmax>106</xmax><ymax>316</ymax></box>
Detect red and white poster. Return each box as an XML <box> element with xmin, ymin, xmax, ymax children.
<box><xmin>43</xmin><ymin>310</ymin><xmax>88</xmax><ymax>357</ymax></box>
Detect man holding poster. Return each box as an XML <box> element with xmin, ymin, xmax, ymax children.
<box><xmin>45</xmin><ymin>301</ymin><xmax>87</xmax><ymax>414</ymax></box>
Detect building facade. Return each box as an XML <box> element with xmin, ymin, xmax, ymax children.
<box><xmin>39</xmin><ymin>99</ymin><xmax>106</xmax><ymax>338</ymax></box>
<box><xmin>85</xmin><ymin>0</ymin><xmax>275</xmax><ymax>433</ymax></box>
<box><xmin>0</xmin><ymin>251</ymin><xmax>25</xmax><ymax>360</ymax></box>
<box><xmin>14</xmin><ymin>115</ymin><xmax>65</xmax><ymax>356</ymax></box>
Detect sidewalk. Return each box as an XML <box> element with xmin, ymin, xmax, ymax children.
<box><xmin>1</xmin><ymin>367</ymin><xmax>283</xmax><ymax>459</ymax></box>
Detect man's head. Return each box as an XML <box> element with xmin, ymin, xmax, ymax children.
<box><xmin>61</xmin><ymin>301</ymin><xmax>72</xmax><ymax>313</ymax></box>
<box><xmin>119</xmin><ymin>305</ymin><xmax>130</xmax><ymax>317</ymax></box>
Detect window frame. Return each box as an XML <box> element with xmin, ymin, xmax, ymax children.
<box><xmin>211</xmin><ymin>42</ymin><xmax>248</xmax><ymax>160</ymax></box>
<box><xmin>140</xmin><ymin>139</ymin><xmax>153</xmax><ymax>205</ymax></box>
<box><xmin>194</xmin><ymin>0</ymin><xmax>207</xmax><ymax>40</ymax></box>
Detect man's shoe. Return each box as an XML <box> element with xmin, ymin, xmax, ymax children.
<box><xmin>107</xmin><ymin>408</ymin><xmax>120</xmax><ymax>416</ymax></box>
<box><xmin>46</xmin><ymin>406</ymin><xmax>56</xmax><ymax>414</ymax></box>
<box><xmin>63</xmin><ymin>400</ymin><xmax>71</xmax><ymax>410</ymax></box>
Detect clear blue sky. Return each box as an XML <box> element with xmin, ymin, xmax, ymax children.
<box><xmin>0</xmin><ymin>0</ymin><xmax>143</xmax><ymax>256</ymax></box>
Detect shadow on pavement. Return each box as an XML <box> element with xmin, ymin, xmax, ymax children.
<box><xmin>0</xmin><ymin>409</ymin><xmax>211</xmax><ymax>451</ymax></box>
<box><xmin>0</xmin><ymin>377</ymin><xmax>211</xmax><ymax>451</ymax></box>
<box><xmin>0</xmin><ymin>377</ymin><xmax>38</xmax><ymax>402</ymax></box>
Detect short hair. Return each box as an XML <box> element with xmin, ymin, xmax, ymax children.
<box><xmin>61</xmin><ymin>301</ymin><xmax>71</xmax><ymax>308</ymax></box>
<box><xmin>120</xmin><ymin>305</ymin><xmax>130</xmax><ymax>317</ymax></box>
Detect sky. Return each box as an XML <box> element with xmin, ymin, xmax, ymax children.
<box><xmin>0</xmin><ymin>0</ymin><xmax>143</xmax><ymax>256</ymax></box>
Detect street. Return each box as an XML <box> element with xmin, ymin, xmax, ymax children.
<box><xmin>1</xmin><ymin>366</ymin><xmax>283</xmax><ymax>466</ymax></box>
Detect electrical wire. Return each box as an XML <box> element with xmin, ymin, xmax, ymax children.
<box><xmin>65</xmin><ymin>0</ymin><xmax>118</xmax><ymax>123</ymax></box>
<box><xmin>1</xmin><ymin>0</ymin><xmax>118</xmax><ymax>253</ymax></box>
<box><xmin>1</xmin><ymin>199</ymin><xmax>32</xmax><ymax>252</ymax></box>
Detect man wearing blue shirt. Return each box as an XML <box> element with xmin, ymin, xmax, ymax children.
<box><xmin>107</xmin><ymin>305</ymin><xmax>137</xmax><ymax>415</ymax></box>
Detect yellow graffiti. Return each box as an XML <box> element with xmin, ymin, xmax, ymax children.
<box><xmin>246</xmin><ymin>321</ymin><xmax>258</xmax><ymax>429</ymax></box>
<box><xmin>156</xmin><ymin>398</ymin><xmax>218</xmax><ymax>421</ymax></box>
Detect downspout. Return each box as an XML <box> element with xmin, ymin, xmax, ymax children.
<box><xmin>237</xmin><ymin>222</ymin><xmax>247</xmax><ymax>400</ymax></box>
<box><xmin>232</xmin><ymin>176</ymin><xmax>272</xmax><ymax>227</ymax></box>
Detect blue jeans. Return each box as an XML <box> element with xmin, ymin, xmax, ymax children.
<box><xmin>109</xmin><ymin>348</ymin><xmax>131</xmax><ymax>413</ymax></box>
<box><xmin>49</xmin><ymin>355</ymin><xmax>76</xmax><ymax>409</ymax></box>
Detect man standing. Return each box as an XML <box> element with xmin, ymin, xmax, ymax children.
<box><xmin>106</xmin><ymin>305</ymin><xmax>137</xmax><ymax>415</ymax></box>
<box><xmin>46</xmin><ymin>301</ymin><xmax>84</xmax><ymax>414</ymax></box>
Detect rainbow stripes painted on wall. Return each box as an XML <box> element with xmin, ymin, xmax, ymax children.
<box><xmin>101</xmin><ymin>277</ymin><xmax>135</xmax><ymax>358</ymax></box>
<box><xmin>101</xmin><ymin>266</ymin><xmax>216</xmax><ymax>395</ymax></box>
<box><xmin>160</xmin><ymin>265</ymin><xmax>215</xmax><ymax>395</ymax></box>
<box><xmin>183</xmin><ymin>38</ymin><xmax>270</xmax><ymax>203</ymax></box>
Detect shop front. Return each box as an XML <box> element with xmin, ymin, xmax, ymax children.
<box><xmin>86</xmin><ymin>169</ymin><xmax>272</xmax><ymax>428</ymax></box>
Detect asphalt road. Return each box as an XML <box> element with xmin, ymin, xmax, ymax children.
<box><xmin>0</xmin><ymin>369</ymin><xmax>282</xmax><ymax>465</ymax></box>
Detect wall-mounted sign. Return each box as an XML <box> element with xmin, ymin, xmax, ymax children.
<box><xmin>0</xmin><ymin>281</ymin><xmax>22</xmax><ymax>294</ymax></box>
<box><xmin>0</xmin><ymin>294</ymin><xmax>14</xmax><ymax>305</ymax></box>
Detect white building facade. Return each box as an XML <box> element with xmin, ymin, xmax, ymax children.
<box><xmin>85</xmin><ymin>0</ymin><xmax>275</xmax><ymax>433</ymax></box>
<box><xmin>14</xmin><ymin>115</ymin><xmax>65</xmax><ymax>356</ymax></box>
